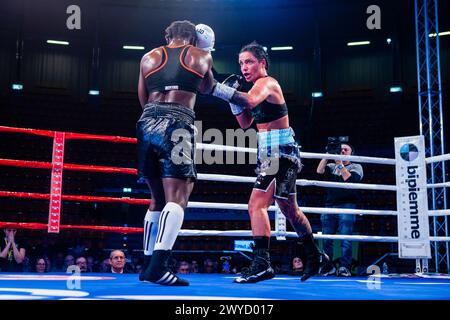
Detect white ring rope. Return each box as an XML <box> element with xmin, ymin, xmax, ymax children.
<box><xmin>425</xmin><ymin>153</ymin><xmax>450</xmax><ymax>163</ymax></box>
<box><xmin>198</xmin><ymin>142</ymin><xmax>449</xmax><ymax>166</ymax></box>
<box><xmin>300</xmin><ymin>206</ymin><xmax>397</xmax><ymax>216</ymax></box>
<box><xmin>427</xmin><ymin>182</ymin><xmax>450</xmax><ymax>188</ymax></box>
<box><xmin>199</xmin><ymin>170</ymin><xmax>447</xmax><ymax>192</ymax></box>
<box><xmin>198</xmin><ymin>173</ymin><xmax>396</xmax><ymax>191</ymax></box>
<box><xmin>198</xmin><ymin>143</ymin><xmax>257</xmax><ymax>154</ymax></box>
<box><xmin>429</xmin><ymin>209</ymin><xmax>450</xmax><ymax>217</ymax></box>
<box><xmin>177</xmin><ymin>230</ymin><xmax>450</xmax><ymax>242</ymax></box>
<box><xmin>188</xmin><ymin>201</ymin><xmax>450</xmax><ymax>217</ymax></box>
<box><xmin>197</xmin><ymin>146</ymin><xmax>448</xmax><ymax>191</ymax></box>
<box><xmin>188</xmin><ymin>201</ymin><xmax>278</xmax><ymax>211</ymax></box>
<box><xmin>296</xmin><ymin>179</ymin><xmax>396</xmax><ymax>191</ymax></box>
<box><xmin>200</xmin><ymin>172</ymin><xmax>448</xmax><ymax>191</ymax></box>
<box><xmin>197</xmin><ymin>143</ymin><xmax>398</xmax><ymax>165</ymax></box>
<box><xmin>189</xmin><ymin>146</ymin><xmax>450</xmax><ymax>249</ymax></box>
<box><xmin>298</xmin><ymin>152</ymin><xmax>396</xmax><ymax>165</ymax></box>
<box><xmin>197</xmin><ymin>173</ymin><xmax>255</xmax><ymax>184</ymax></box>
<box><xmin>192</xmin><ymin>148</ymin><xmax>450</xmax><ymax>227</ymax></box>
<box><xmin>188</xmin><ymin>202</ymin><xmax>399</xmax><ymax>216</ymax></box>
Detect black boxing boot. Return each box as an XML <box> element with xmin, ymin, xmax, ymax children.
<box><xmin>300</xmin><ymin>233</ymin><xmax>329</xmax><ymax>282</ymax></box>
<box><xmin>142</xmin><ymin>250</ymin><xmax>189</xmax><ymax>286</ymax></box>
<box><xmin>234</xmin><ymin>246</ymin><xmax>275</xmax><ymax>284</ymax></box>
<box><xmin>138</xmin><ymin>255</ymin><xmax>152</xmax><ymax>281</ymax></box>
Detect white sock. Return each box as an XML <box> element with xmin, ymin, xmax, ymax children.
<box><xmin>143</xmin><ymin>210</ymin><xmax>160</xmax><ymax>256</ymax></box>
<box><xmin>154</xmin><ymin>202</ymin><xmax>184</xmax><ymax>251</ymax></box>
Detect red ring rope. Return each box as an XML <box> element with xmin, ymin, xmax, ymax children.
<box><xmin>0</xmin><ymin>125</ymin><xmax>152</xmax><ymax>233</ymax></box>
<box><xmin>0</xmin><ymin>191</ymin><xmax>150</xmax><ymax>205</ymax></box>
<box><xmin>0</xmin><ymin>222</ymin><xmax>143</xmax><ymax>233</ymax></box>
<box><xmin>0</xmin><ymin>158</ymin><xmax>137</xmax><ymax>175</ymax></box>
<box><xmin>0</xmin><ymin>125</ymin><xmax>136</xmax><ymax>143</ymax></box>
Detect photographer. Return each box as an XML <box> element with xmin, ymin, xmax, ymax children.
<box><xmin>316</xmin><ymin>137</ymin><xmax>363</xmax><ymax>277</ymax></box>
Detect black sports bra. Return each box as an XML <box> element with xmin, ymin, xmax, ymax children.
<box><xmin>144</xmin><ymin>45</ymin><xmax>204</xmax><ymax>94</ymax></box>
<box><xmin>249</xmin><ymin>100</ymin><xmax>288</xmax><ymax>124</ymax></box>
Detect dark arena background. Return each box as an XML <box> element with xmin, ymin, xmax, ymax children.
<box><xmin>0</xmin><ymin>0</ymin><xmax>449</xmax><ymax>313</ymax></box>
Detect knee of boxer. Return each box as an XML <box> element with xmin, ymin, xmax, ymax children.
<box><xmin>248</xmin><ymin>200</ymin><xmax>269</xmax><ymax>218</ymax></box>
<box><xmin>195</xmin><ymin>23</ymin><xmax>215</xmax><ymax>52</ymax></box>
<box><xmin>149</xmin><ymin>198</ymin><xmax>165</xmax><ymax>212</ymax></box>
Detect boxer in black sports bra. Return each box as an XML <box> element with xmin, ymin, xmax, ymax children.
<box><xmin>137</xmin><ymin>20</ymin><xmax>214</xmax><ymax>286</ymax></box>
<box><xmin>208</xmin><ymin>41</ymin><xmax>329</xmax><ymax>283</ymax></box>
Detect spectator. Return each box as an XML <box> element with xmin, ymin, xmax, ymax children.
<box><xmin>317</xmin><ymin>140</ymin><xmax>363</xmax><ymax>277</ymax></box>
<box><xmin>0</xmin><ymin>228</ymin><xmax>26</xmax><ymax>272</ymax></box>
<box><xmin>35</xmin><ymin>257</ymin><xmax>49</xmax><ymax>273</ymax></box>
<box><xmin>203</xmin><ymin>259</ymin><xmax>217</xmax><ymax>273</ymax></box>
<box><xmin>190</xmin><ymin>260</ymin><xmax>199</xmax><ymax>273</ymax></box>
<box><xmin>76</xmin><ymin>256</ymin><xmax>88</xmax><ymax>273</ymax></box>
<box><xmin>290</xmin><ymin>257</ymin><xmax>304</xmax><ymax>276</ymax></box>
<box><xmin>177</xmin><ymin>261</ymin><xmax>190</xmax><ymax>275</ymax></box>
<box><xmin>107</xmin><ymin>250</ymin><xmax>127</xmax><ymax>274</ymax></box>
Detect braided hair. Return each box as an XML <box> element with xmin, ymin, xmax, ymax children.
<box><xmin>165</xmin><ymin>20</ymin><xmax>197</xmax><ymax>45</ymax></box>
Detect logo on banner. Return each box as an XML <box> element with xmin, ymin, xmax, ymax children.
<box><xmin>400</xmin><ymin>144</ymin><xmax>419</xmax><ymax>162</ymax></box>
<box><xmin>395</xmin><ymin>136</ymin><xmax>431</xmax><ymax>259</ymax></box>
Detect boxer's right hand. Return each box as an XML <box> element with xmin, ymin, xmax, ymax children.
<box><xmin>211</xmin><ymin>74</ymin><xmax>242</xmax><ymax>102</ymax></box>
<box><xmin>218</xmin><ymin>75</ymin><xmax>244</xmax><ymax>115</ymax></box>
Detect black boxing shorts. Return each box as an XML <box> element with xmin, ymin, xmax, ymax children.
<box><xmin>253</xmin><ymin>128</ymin><xmax>302</xmax><ymax>199</ymax></box>
<box><xmin>136</xmin><ymin>102</ymin><xmax>196</xmax><ymax>182</ymax></box>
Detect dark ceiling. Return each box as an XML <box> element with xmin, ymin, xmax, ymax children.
<box><xmin>1</xmin><ymin>0</ymin><xmax>448</xmax><ymax>50</ymax></box>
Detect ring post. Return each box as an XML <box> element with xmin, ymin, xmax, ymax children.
<box><xmin>395</xmin><ymin>135</ymin><xmax>431</xmax><ymax>272</ymax></box>
<box><xmin>275</xmin><ymin>203</ymin><xmax>286</xmax><ymax>240</ymax></box>
<box><xmin>48</xmin><ymin>132</ymin><xmax>65</xmax><ymax>233</ymax></box>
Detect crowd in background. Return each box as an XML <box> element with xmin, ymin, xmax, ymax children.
<box><xmin>1</xmin><ymin>228</ymin><xmax>307</xmax><ymax>275</ymax></box>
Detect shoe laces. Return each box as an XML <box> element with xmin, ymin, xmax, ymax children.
<box><xmin>240</xmin><ymin>267</ymin><xmax>251</xmax><ymax>277</ymax></box>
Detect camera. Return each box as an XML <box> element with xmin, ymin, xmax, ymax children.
<box><xmin>326</xmin><ymin>136</ymin><xmax>348</xmax><ymax>154</ymax></box>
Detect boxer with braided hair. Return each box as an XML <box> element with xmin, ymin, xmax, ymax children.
<box><xmin>137</xmin><ymin>20</ymin><xmax>215</xmax><ymax>286</ymax></box>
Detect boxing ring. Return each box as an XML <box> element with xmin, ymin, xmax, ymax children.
<box><xmin>1</xmin><ymin>125</ymin><xmax>450</xmax><ymax>300</ymax></box>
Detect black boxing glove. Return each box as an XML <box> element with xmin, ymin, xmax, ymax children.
<box><xmin>211</xmin><ymin>74</ymin><xmax>245</xmax><ymax>115</ymax></box>
<box><xmin>224</xmin><ymin>75</ymin><xmax>245</xmax><ymax>115</ymax></box>
<box><xmin>222</xmin><ymin>74</ymin><xmax>243</xmax><ymax>90</ymax></box>
<box><xmin>211</xmin><ymin>74</ymin><xmax>243</xmax><ymax>102</ymax></box>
